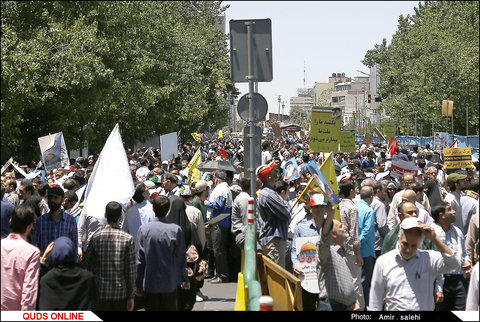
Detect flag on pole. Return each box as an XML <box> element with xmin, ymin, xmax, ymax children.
<box><xmin>389</xmin><ymin>138</ymin><xmax>397</xmax><ymax>156</ymax></box>
<box><xmin>191</xmin><ymin>133</ymin><xmax>201</xmax><ymax>142</ymax></box>
<box><xmin>83</xmin><ymin>124</ymin><xmax>135</xmax><ymax>220</ymax></box>
<box><xmin>184</xmin><ymin>148</ymin><xmax>202</xmax><ymax>184</ymax></box>
<box><xmin>292</xmin><ymin>176</ymin><xmax>323</xmax><ymax>209</ymax></box>
<box><xmin>449</xmin><ymin>138</ymin><xmax>458</xmax><ymax>148</ymax></box>
<box><xmin>319</xmin><ymin>153</ymin><xmax>341</xmax><ymax>221</ymax></box>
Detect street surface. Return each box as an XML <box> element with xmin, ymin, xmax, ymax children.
<box><xmin>192</xmin><ymin>280</ymin><xmax>238</xmax><ymax>311</ymax></box>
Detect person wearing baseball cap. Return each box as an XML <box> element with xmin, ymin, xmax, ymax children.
<box><xmin>445</xmin><ymin>172</ymin><xmax>468</xmax><ymax>234</ymax></box>
<box><xmin>290</xmin><ymin>193</ymin><xmax>333</xmax><ymax>310</ymax></box>
<box><xmin>31</xmin><ymin>185</ymin><xmax>78</xmax><ymax>257</ymax></box>
<box><xmin>368</xmin><ymin>210</ymin><xmax>461</xmax><ymax>311</ymax></box>
<box><xmin>256</xmin><ymin>161</ymin><xmax>292</xmax><ymax>269</ymax></box>
<box><xmin>205</xmin><ymin>169</ymin><xmax>233</xmax><ymax>284</ymax></box>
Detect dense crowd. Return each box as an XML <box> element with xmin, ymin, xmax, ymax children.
<box><xmin>1</xmin><ymin>133</ymin><xmax>479</xmax><ymax>311</ymax></box>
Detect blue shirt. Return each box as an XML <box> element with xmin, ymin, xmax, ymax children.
<box><xmin>206</xmin><ymin>182</ymin><xmax>232</xmax><ymax>228</ymax></box>
<box><xmin>122</xmin><ymin>200</ymin><xmax>155</xmax><ymax>243</ymax></box>
<box><xmin>256</xmin><ymin>186</ymin><xmax>292</xmax><ymax>246</ymax></box>
<box><xmin>291</xmin><ymin>219</ymin><xmax>319</xmax><ymax>268</ymax></box>
<box><xmin>32</xmin><ymin>210</ymin><xmax>78</xmax><ymax>255</ymax></box>
<box><xmin>135</xmin><ymin>217</ymin><xmax>187</xmax><ymax>294</ymax></box>
<box><xmin>334</xmin><ymin>159</ymin><xmax>348</xmax><ymax>169</ymax></box>
<box><xmin>1</xmin><ymin>200</ymin><xmax>15</xmax><ymax>239</ymax></box>
<box><xmin>361</xmin><ymin>158</ymin><xmax>375</xmax><ymax>170</ymax></box>
<box><xmin>355</xmin><ymin>200</ymin><xmax>376</xmax><ymax>258</ymax></box>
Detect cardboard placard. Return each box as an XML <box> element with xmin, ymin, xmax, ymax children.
<box><xmin>443</xmin><ymin>148</ymin><xmax>472</xmax><ymax>169</ymax></box>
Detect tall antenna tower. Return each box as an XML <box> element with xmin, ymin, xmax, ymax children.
<box><xmin>303</xmin><ymin>60</ymin><xmax>306</xmax><ymax>89</ymax></box>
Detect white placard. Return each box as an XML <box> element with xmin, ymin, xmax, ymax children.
<box><xmin>160</xmin><ymin>132</ymin><xmax>178</xmax><ymax>162</ymax></box>
<box><xmin>295</xmin><ymin>236</ymin><xmax>320</xmax><ymax>294</ymax></box>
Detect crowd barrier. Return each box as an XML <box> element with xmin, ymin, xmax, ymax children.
<box><xmin>355</xmin><ymin>135</ymin><xmax>479</xmax><ymax>157</ymax></box>
<box><xmin>236</xmin><ymin>217</ymin><xmax>304</xmax><ymax>311</ymax></box>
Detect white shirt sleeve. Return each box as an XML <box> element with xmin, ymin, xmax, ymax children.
<box><xmin>466</xmin><ymin>262</ymin><xmax>479</xmax><ymax>310</ymax></box>
<box><xmin>367</xmin><ymin>256</ymin><xmax>386</xmax><ymax>311</ymax></box>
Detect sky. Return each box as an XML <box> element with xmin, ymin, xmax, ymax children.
<box><xmin>222</xmin><ymin>1</ymin><xmax>419</xmax><ymax>118</ymax></box>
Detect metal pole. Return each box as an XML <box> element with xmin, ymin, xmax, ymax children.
<box><xmin>466</xmin><ymin>105</ymin><xmax>469</xmax><ymax>146</ymax></box>
<box><xmin>246</xmin><ymin>21</ymin><xmax>257</xmax><ymax>202</ymax></box>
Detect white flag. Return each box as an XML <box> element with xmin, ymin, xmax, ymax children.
<box><xmin>83</xmin><ymin>124</ymin><xmax>134</xmax><ymax>220</ymax></box>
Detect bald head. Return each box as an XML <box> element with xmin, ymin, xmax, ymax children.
<box><xmin>398</xmin><ymin>201</ymin><xmax>417</xmax><ymax>222</ymax></box>
<box><xmin>402</xmin><ymin>173</ymin><xmax>415</xmax><ymax>188</ymax></box>
<box><xmin>402</xmin><ymin>189</ymin><xmax>416</xmax><ymax>203</ymax></box>
<box><xmin>361</xmin><ymin>178</ymin><xmax>376</xmax><ymax>187</ymax></box>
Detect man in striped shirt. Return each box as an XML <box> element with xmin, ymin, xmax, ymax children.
<box><xmin>32</xmin><ymin>186</ymin><xmax>78</xmax><ymax>256</ymax></box>
<box><xmin>83</xmin><ymin>201</ymin><xmax>136</xmax><ymax>310</ymax></box>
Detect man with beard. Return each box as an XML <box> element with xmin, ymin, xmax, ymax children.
<box><xmin>32</xmin><ymin>186</ymin><xmax>78</xmax><ymax>257</ymax></box>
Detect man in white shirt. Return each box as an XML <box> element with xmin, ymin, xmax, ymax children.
<box><xmin>368</xmin><ymin>217</ymin><xmax>460</xmax><ymax>311</ymax></box>
<box><xmin>122</xmin><ymin>182</ymin><xmax>155</xmax><ymax>243</ymax></box>
<box><xmin>387</xmin><ymin>173</ymin><xmax>431</xmax><ymax>230</ymax></box>
<box><xmin>444</xmin><ymin>172</ymin><xmax>468</xmax><ymax>234</ymax></box>
<box><xmin>431</xmin><ymin>201</ymin><xmax>472</xmax><ymax>310</ymax></box>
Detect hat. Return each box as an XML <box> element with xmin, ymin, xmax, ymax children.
<box><xmin>400</xmin><ymin>217</ymin><xmax>422</xmax><ymax>230</ymax></box>
<box><xmin>215</xmin><ymin>171</ymin><xmax>227</xmax><ymax>180</ymax></box>
<box><xmin>144</xmin><ymin>180</ymin><xmax>155</xmax><ymax>189</ymax></box>
<box><xmin>149</xmin><ymin>176</ymin><xmax>160</xmax><ymax>184</ymax></box>
<box><xmin>446</xmin><ymin>173</ymin><xmax>467</xmax><ymax>186</ymax></box>
<box><xmin>179</xmin><ymin>185</ymin><xmax>192</xmax><ymax>197</ymax></box>
<box><xmin>257</xmin><ymin>161</ymin><xmax>275</xmax><ymax>181</ymax></box>
<box><xmin>310</xmin><ymin>194</ymin><xmax>327</xmax><ymax>207</ymax></box>
<box><xmin>337</xmin><ymin>173</ymin><xmax>351</xmax><ymax>183</ymax></box>
<box><xmin>48</xmin><ymin>186</ymin><xmax>65</xmax><ymax>198</ymax></box>
<box><xmin>194</xmin><ymin>180</ymin><xmax>212</xmax><ymax>193</ymax></box>
<box><xmin>356</xmin><ymin>173</ymin><xmax>367</xmax><ymax>180</ymax></box>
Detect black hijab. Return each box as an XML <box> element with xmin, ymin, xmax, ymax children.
<box><xmin>167</xmin><ymin>196</ymin><xmax>200</xmax><ymax>250</ymax></box>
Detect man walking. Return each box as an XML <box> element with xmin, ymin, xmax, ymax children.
<box><xmin>122</xmin><ymin>183</ymin><xmax>155</xmax><ymax>243</ymax></box>
<box><xmin>368</xmin><ymin>217</ymin><xmax>460</xmax><ymax>311</ymax></box>
<box><xmin>256</xmin><ymin>161</ymin><xmax>292</xmax><ymax>268</ymax></box>
<box><xmin>431</xmin><ymin>202</ymin><xmax>472</xmax><ymax>310</ymax></box>
<box><xmin>136</xmin><ymin>195</ymin><xmax>189</xmax><ymax>311</ymax></box>
<box><xmin>355</xmin><ymin>186</ymin><xmax>376</xmax><ymax>308</ymax></box>
<box><xmin>338</xmin><ymin>180</ymin><xmax>365</xmax><ymax>310</ymax></box>
<box><xmin>205</xmin><ymin>170</ymin><xmax>233</xmax><ymax>284</ymax></box>
<box><xmin>1</xmin><ymin>204</ymin><xmax>40</xmax><ymax>310</ymax></box>
<box><xmin>83</xmin><ymin>201</ymin><xmax>136</xmax><ymax>310</ymax></box>
<box><xmin>31</xmin><ymin>186</ymin><xmax>78</xmax><ymax>256</ymax></box>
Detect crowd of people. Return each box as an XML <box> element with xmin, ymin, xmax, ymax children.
<box><xmin>1</xmin><ymin>132</ymin><xmax>479</xmax><ymax>311</ymax></box>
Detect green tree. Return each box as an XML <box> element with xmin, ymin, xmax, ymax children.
<box><xmin>362</xmin><ymin>1</ymin><xmax>479</xmax><ymax>137</ymax></box>
<box><xmin>1</xmin><ymin>1</ymin><xmax>236</xmax><ymax>163</ymax></box>
<box><xmin>289</xmin><ymin>105</ymin><xmax>309</xmax><ymax>128</ymax></box>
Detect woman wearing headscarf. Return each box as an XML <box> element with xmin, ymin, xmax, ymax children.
<box><xmin>167</xmin><ymin>197</ymin><xmax>207</xmax><ymax>311</ymax></box>
<box><xmin>37</xmin><ymin>236</ymin><xmax>98</xmax><ymax>310</ymax></box>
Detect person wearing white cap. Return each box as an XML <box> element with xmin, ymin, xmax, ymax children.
<box><xmin>290</xmin><ymin>193</ymin><xmax>326</xmax><ymax>310</ymax></box>
<box><xmin>368</xmin><ymin>217</ymin><xmax>460</xmax><ymax>311</ymax></box>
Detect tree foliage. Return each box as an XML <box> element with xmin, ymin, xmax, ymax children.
<box><xmin>1</xmin><ymin>1</ymin><xmax>236</xmax><ymax>163</ymax></box>
<box><xmin>289</xmin><ymin>105</ymin><xmax>309</xmax><ymax>128</ymax></box>
<box><xmin>362</xmin><ymin>1</ymin><xmax>479</xmax><ymax>137</ymax></box>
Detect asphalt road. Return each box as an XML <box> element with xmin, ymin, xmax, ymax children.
<box><xmin>192</xmin><ymin>280</ymin><xmax>238</xmax><ymax>311</ymax></box>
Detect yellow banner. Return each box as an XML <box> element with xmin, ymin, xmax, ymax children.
<box><xmin>339</xmin><ymin>131</ymin><xmax>355</xmax><ymax>153</ymax></box>
<box><xmin>187</xmin><ymin>148</ymin><xmax>202</xmax><ymax>184</ymax></box>
<box><xmin>319</xmin><ymin>153</ymin><xmax>340</xmax><ymax>221</ymax></box>
<box><xmin>272</xmin><ymin>122</ymin><xmax>282</xmax><ymax>138</ymax></box>
<box><xmin>309</xmin><ymin>106</ymin><xmax>341</xmax><ymax>153</ymax></box>
<box><xmin>191</xmin><ymin>133</ymin><xmax>201</xmax><ymax>142</ymax></box>
<box><xmin>443</xmin><ymin>147</ymin><xmax>472</xmax><ymax>169</ymax></box>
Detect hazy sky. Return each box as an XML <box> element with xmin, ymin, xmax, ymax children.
<box><xmin>222</xmin><ymin>1</ymin><xmax>419</xmax><ymax>117</ymax></box>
